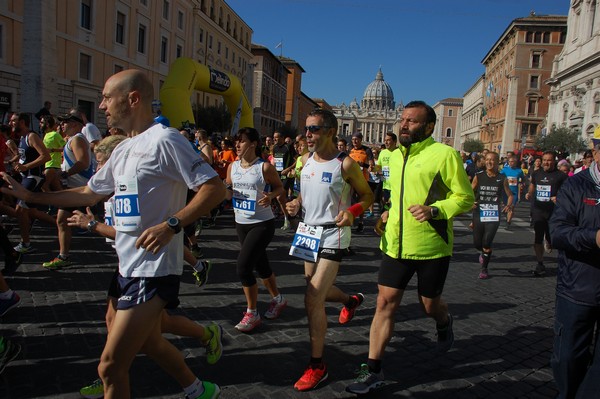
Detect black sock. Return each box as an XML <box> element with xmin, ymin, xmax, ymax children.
<box><xmin>367</xmin><ymin>358</ymin><xmax>382</xmax><ymax>373</ymax></box>
<box><xmin>344</xmin><ymin>296</ymin><xmax>357</xmax><ymax>308</ymax></box>
<box><xmin>309</xmin><ymin>357</ymin><xmax>323</xmax><ymax>368</ymax></box>
<box><xmin>482</xmin><ymin>251</ymin><xmax>492</xmax><ymax>268</ymax></box>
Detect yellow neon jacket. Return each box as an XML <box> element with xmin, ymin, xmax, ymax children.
<box><xmin>381</xmin><ymin>137</ymin><xmax>474</xmax><ymax>260</ymax></box>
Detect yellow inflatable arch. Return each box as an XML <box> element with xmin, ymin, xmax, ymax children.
<box><xmin>159</xmin><ymin>57</ymin><xmax>253</xmax><ymax>130</ymax></box>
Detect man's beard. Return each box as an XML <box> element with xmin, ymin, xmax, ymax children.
<box><xmin>399</xmin><ymin>124</ymin><xmax>428</xmax><ymax>147</ymax></box>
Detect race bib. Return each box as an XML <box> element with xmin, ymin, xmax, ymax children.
<box><xmin>507</xmin><ymin>177</ymin><xmax>518</xmax><ymax>187</ymax></box>
<box><xmin>104</xmin><ymin>199</ymin><xmax>115</xmax><ymax>244</ymax></box>
<box><xmin>536</xmin><ymin>184</ymin><xmax>551</xmax><ymax>202</ymax></box>
<box><xmin>232</xmin><ymin>187</ymin><xmax>257</xmax><ymax>217</ymax></box>
<box><xmin>113</xmin><ymin>176</ymin><xmax>141</xmax><ymax>231</ymax></box>
<box><xmin>382</xmin><ymin>165</ymin><xmax>390</xmax><ymax>180</ymax></box>
<box><xmin>274</xmin><ymin>157</ymin><xmax>284</xmax><ymax>172</ymax></box>
<box><xmin>289</xmin><ymin>222</ymin><xmax>323</xmax><ymax>262</ymax></box>
<box><xmin>479</xmin><ymin>203</ymin><xmax>499</xmax><ymax>222</ymax></box>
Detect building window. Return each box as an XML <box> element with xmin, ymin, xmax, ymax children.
<box><xmin>79</xmin><ymin>53</ymin><xmax>91</xmax><ymax>80</ymax></box>
<box><xmin>445</xmin><ymin>128</ymin><xmax>452</xmax><ymax>138</ymax></box>
<box><xmin>140</xmin><ymin>0</ymin><xmax>147</xmax><ymax>6</ymax></box>
<box><xmin>594</xmin><ymin>94</ymin><xmax>600</xmax><ymax>115</ymax></box>
<box><xmin>563</xmin><ymin>104</ymin><xmax>569</xmax><ymax>123</ymax></box>
<box><xmin>527</xmin><ymin>99</ymin><xmax>538</xmax><ymax>116</ymax></box>
<box><xmin>81</xmin><ymin>0</ymin><xmax>92</xmax><ymax>30</ymax></box>
<box><xmin>225</xmin><ymin>46</ymin><xmax>228</xmax><ymax>59</ymax></box>
<box><xmin>162</xmin><ymin>1</ymin><xmax>170</xmax><ymax>20</ymax></box>
<box><xmin>177</xmin><ymin>11</ymin><xmax>184</xmax><ymax>29</ymax></box>
<box><xmin>448</xmin><ymin>109</ymin><xmax>453</xmax><ymax>117</ymax></box>
<box><xmin>526</xmin><ymin>31</ymin><xmax>533</xmax><ymax>43</ymax></box>
<box><xmin>199</xmin><ymin>28</ymin><xmax>203</xmax><ymax>43</ymax></box>
<box><xmin>0</xmin><ymin>25</ymin><xmax>3</xmax><ymax>59</ymax></box>
<box><xmin>161</xmin><ymin>36</ymin><xmax>168</xmax><ymax>63</ymax></box>
<box><xmin>208</xmin><ymin>35</ymin><xmax>213</xmax><ymax>49</ymax></box>
<box><xmin>529</xmin><ymin>75</ymin><xmax>540</xmax><ymax>89</ymax></box>
<box><xmin>531</xmin><ymin>52</ymin><xmax>541</xmax><ymax>68</ymax></box>
<box><xmin>217</xmin><ymin>41</ymin><xmax>221</xmax><ymax>54</ymax></box>
<box><xmin>543</xmin><ymin>32</ymin><xmax>550</xmax><ymax>43</ymax></box>
<box><xmin>521</xmin><ymin>123</ymin><xmax>538</xmax><ymax>137</ymax></box>
<box><xmin>534</xmin><ymin>32</ymin><xmax>542</xmax><ymax>43</ymax></box>
<box><xmin>114</xmin><ymin>64</ymin><xmax>124</xmax><ymax>74</ymax></box>
<box><xmin>78</xmin><ymin>100</ymin><xmax>95</xmax><ymax>123</ymax></box>
<box><xmin>176</xmin><ymin>44</ymin><xmax>182</xmax><ymax>58</ymax></box>
<box><xmin>137</xmin><ymin>24</ymin><xmax>146</xmax><ymax>53</ymax></box>
<box><xmin>116</xmin><ymin>12</ymin><xmax>125</xmax><ymax>44</ymax></box>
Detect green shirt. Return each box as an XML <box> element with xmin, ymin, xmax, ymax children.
<box><xmin>43</xmin><ymin>131</ymin><xmax>65</xmax><ymax>169</ymax></box>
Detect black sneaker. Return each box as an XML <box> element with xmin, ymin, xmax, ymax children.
<box><xmin>2</xmin><ymin>252</ymin><xmax>23</xmax><ymax>276</ymax></box>
<box><xmin>356</xmin><ymin>222</ymin><xmax>364</xmax><ymax>233</ymax></box>
<box><xmin>436</xmin><ymin>313</ymin><xmax>454</xmax><ymax>353</ymax></box>
<box><xmin>346</xmin><ymin>363</ymin><xmax>385</xmax><ymax>394</ymax></box>
<box><xmin>533</xmin><ymin>263</ymin><xmax>546</xmax><ymax>277</ymax></box>
<box><xmin>192</xmin><ymin>260</ymin><xmax>212</xmax><ymax>288</ymax></box>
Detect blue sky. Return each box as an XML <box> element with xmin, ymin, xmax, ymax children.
<box><xmin>227</xmin><ymin>0</ymin><xmax>569</xmax><ymax>107</ymax></box>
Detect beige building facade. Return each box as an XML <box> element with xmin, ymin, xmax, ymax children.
<box><xmin>432</xmin><ymin>98</ymin><xmax>463</xmax><ymax>148</ymax></box>
<box><xmin>481</xmin><ymin>13</ymin><xmax>567</xmax><ymax>156</ymax></box>
<box><xmin>458</xmin><ymin>75</ymin><xmax>485</xmax><ymax>150</ymax></box>
<box><xmin>0</xmin><ymin>0</ymin><xmax>253</xmax><ymax>130</ymax></box>
<box><xmin>250</xmin><ymin>44</ymin><xmax>288</xmax><ymax>137</ymax></box>
<box><xmin>547</xmin><ymin>0</ymin><xmax>600</xmax><ymax>148</ymax></box>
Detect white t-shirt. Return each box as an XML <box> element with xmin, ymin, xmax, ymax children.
<box><xmin>82</xmin><ymin>123</ymin><xmax>102</xmax><ymax>144</ymax></box>
<box><xmin>88</xmin><ymin>123</ymin><xmax>217</xmax><ymax>277</ymax></box>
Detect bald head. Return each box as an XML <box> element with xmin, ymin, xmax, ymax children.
<box><xmin>109</xmin><ymin>69</ymin><xmax>154</xmax><ymax>106</ymax></box>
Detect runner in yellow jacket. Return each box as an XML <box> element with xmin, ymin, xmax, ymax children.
<box><xmin>346</xmin><ymin>100</ymin><xmax>474</xmax><ymax>395</ymax></box>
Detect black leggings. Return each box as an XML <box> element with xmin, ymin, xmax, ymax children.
<box><xmin>235</xmin><ymin>219</ymin><xmax>275</xmax><ymax>287</ymax></box>
<box><xmin>472</xmin><ymin>219</ymin><xmax>500</xmax><ymax>251</ymax></box>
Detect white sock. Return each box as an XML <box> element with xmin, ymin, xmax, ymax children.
<box><xmin>183</xmin><ymin>378</ymin><xmax>204</xmax><ymax>398</ymax></box>
<box><xmin>272</xmin><ymin>294</ymin><xmax>283</xmax><ymax>303</ymax></box>
<box><xmin>246</xmin><ymin>308</ymin><xmax>258</xmax><ymax>315</ymax></box>
<box><xmin>0</xmin><ymin>289</ymin><xmax>13</xmax><ymax>300</ymax></box>
<box><xmin>192</xmin><ymin>260</ymin><xmax>204</xmax><ymax>273</ymax></box>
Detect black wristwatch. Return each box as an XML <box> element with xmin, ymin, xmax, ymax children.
<box><xmin>166</xmin><ymin>216</ymin><xmax>182</xmax><ymax>233</ymax></box>
<box><xmin>87</xmin><ymin>219</ymin><xmax>98</xmax><ymax>233</ymax></box>
<box><xmin>430</xmin><ymin>206</ymin><xmax>439</xmax><ymax>219</ymax></box>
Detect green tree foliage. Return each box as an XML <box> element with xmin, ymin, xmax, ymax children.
<box><xmin>534</xmin><ymin>126</ymin><xmax>588</xmax><ymax>158</ymax></box>
<box><xmin>463</xmin><ymin>138</ymin><xmax>485</xmax><ymax>153</ymax></box>
<box><xmin>193</xmin><ymin>104</ymin><xmax>232</xmax><ymax>135</ymax></box>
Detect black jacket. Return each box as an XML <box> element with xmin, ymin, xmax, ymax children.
<box><xmin>549</xmin><ymin>168</ymin><xmax>600</xmax><ymax>306</ymax></box>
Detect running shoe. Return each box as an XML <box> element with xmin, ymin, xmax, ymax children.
<box><xmin>544</xmin><ymin>240</ymin><xmax>552</xmax><ymax>253</ymax></box>
<box><xmin>0</xmin><ymin>292</ymin><xmax>20</xmax><ymax>317</ymax></box>
<box><xmin>3</xmin><ymin>252</ymin><xmax>23</xmax><ymax>275</ymax></box>
<box><xmin>356</xmin><ymin>222</ymin><xmax>364</xmax><ymax>233</ymax></box>
<box><xmin>79</xmin><ymin>378</ymin><xmax>104</xmax><ymax>399</ymax></box>
<box><xmin>280</xmin><ymin>219</ymin><xmax>290</xmax><ymax>231</ymax></box>
<box><xmin>42</xmin><ymin>256</ymin><xmax>73</xmax><ymax>269</ymax></box>
<box><xmin>533</xmin><ymin>262</ymin><xmax>546</xmax><ymax>277</ymax></box>
<box><xmin>13</xmin><ymin>242</ymin><xmax>32</xmax><ymax>254</ymax></box>
<box><xmin>294</xmin><ymin>364</ymin><xmax>328</xmax><ymax>391</ymax></box>
<box><xmin>205</xmin><ymin>323</ymin><xmax>223</xmax><ymax>365</ymax></box>
<box><xmin>345</xmin><ymin>363</ymin><xmax>385</xmax><ymax>394</ymax></box>
<box><xmin>365</xmin><ymin>211</ymin><xmax>373</xmax><ymax>218</ymax></box>
<box><xmin>478</xmin><ymin>268</ymin><xmax>489</xmax><ymax>280</ymax></box>
<box><xmin>339</xmin><ymin>293</ymin><xmax>364</xmax><ymax>324</ymax></box>
<box><xmin>235</xmin><ymin>312</ymin><xmax>261</xmax><ymax>333</ymax></box>
<box><xmin>192</xmin><ymin>260</ymin><xmax>212</xmax><ymax>288</ymax></box>
<box><xmin>187</xmin><ymin>381</ymin><xmax>221</xmax><ymax>399</ymax></box>
<box><xmin>264</xmin><ymin>297</ymin><xmax>287</xmax><ymax>320</ymax></box>
<box><xmin>436</xmin><ymin>313</ymin><xmax>454</xmax><ymax>353</ymax></box>
<box><xmin>0</xmin><ymin>339</ymin><xmax>21</xmax><ymax>375</ymax></box>
<box><xmin>478</xmin><ymin>254</ymin><xmax>483</xmax><ymax>265</ymax></box>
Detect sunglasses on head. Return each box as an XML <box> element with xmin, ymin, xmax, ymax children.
<box><xmin>305</xmin><ymin>125</ymin><xmax>330</xmax><ymax>133</ymax></box>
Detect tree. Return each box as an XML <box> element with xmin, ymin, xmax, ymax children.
<box><xmin>534</xmin><ymin>126</ymin><xmax>588</xmax><ymax>158</ymax></box>
<box><xmin>463</xmin><ymin>138</ymin><xmax>485</xmax><ymax>153</ymax></box>
<box><xmin>193</xmin><ymin>103</ymin><xmax>232</xmax><ymax>135</ymax></box>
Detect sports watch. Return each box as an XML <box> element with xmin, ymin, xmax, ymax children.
<box><xmin>166</xmin><ymin>216</ymin><xmax>182</xmax><ymax>233</ymax></box>
<box><xmin>87</xmin><ymin>219</ymin><xmax>98</xmax><ymax>233</ymax></box>
<box><xmin>430</xmin><ymin>206</ymin><xmax>440</xmax><ymax>219</ymax></box>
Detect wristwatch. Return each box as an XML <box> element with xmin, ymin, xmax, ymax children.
<box><xmin>166</xmin><ymin>216</ymin><xmax>182</xmax><ymax>234</ymax></box>
<box><xmin>87</xmin><ymin>219</ymin><xmax>98</xmax><ymax>233</ymax></box>
<box><xmin>430</xmin><ymin>206</ymin><xmax>440</xmax><ymax>219</ymax></box>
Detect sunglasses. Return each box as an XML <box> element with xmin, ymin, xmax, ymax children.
<box><xmin>305</xmin><ymin>125</ymin><xmax>330</xmax><ymax>133</ymax></box>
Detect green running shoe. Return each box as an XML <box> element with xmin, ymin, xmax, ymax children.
<box><xmin>79</xmin><ymin>378</ymin><xmax>103</xmax><ymax>399</ymax></box>
<box><xmin>205</xmin><ymin>323</ymin><xmax>223</xmax><ymax>365</ymax></box>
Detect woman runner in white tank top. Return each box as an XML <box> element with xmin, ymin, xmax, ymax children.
<box><xmin>226</xmin><ymin>127</ymin><xmax>288</xmax><ymax>333</ymax></box>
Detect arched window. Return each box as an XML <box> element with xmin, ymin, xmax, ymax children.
<box><xmin>446</xmin><ymin>128</ymin><xmax>452</xmax><ymax>138</ymax></box>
